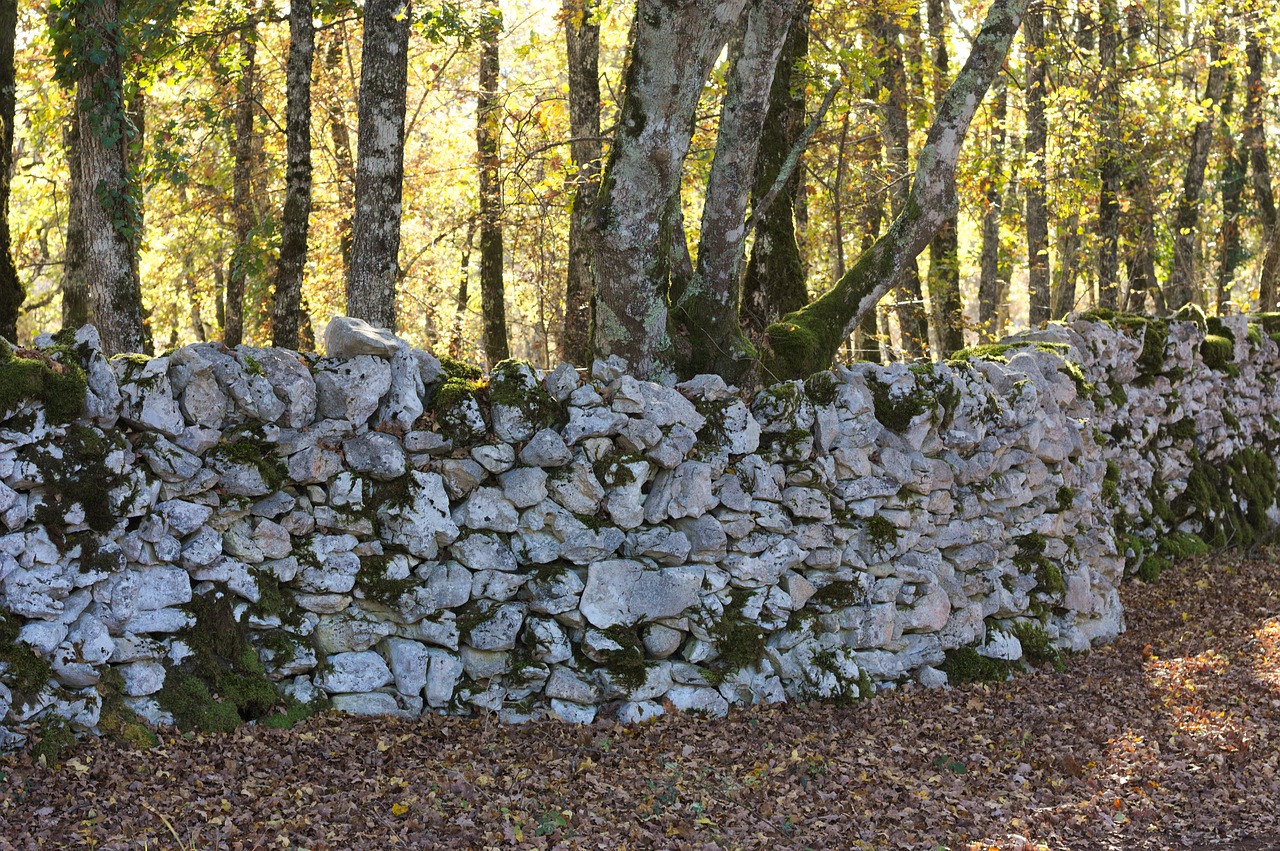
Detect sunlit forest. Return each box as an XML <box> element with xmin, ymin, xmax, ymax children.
<box><xmin>3</xmin><ymin>0</ymin><xmax>1278</xmax><ymax>375</ymax></box>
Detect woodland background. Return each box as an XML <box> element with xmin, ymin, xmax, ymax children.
<box><xmin>1</xmin><ymin>0</ymin><xmax>1278</xmax><ymax>372</ymax></box>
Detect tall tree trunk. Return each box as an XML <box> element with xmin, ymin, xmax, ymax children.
<box><xmin>78</xmin><ymin>0</ymin><xmax>144</xmax><ymax>355</ymax></box>
<box><xmin>225</xmin><ymin>27</ymin><xmax>257</xmax><ymax>348</ymax></box>
<box><xmin>1167</xmin><ymin>33</ymin><xmax>1228</xmax><ymax>309</ymax></box>
<box><xmin>477</xmin><ymin>1</ymin><xmax>509</xmax><ymax>365</ymax></box>
<box><xmin>1217</xmin><ymin>71</ymin><xmax>1247</xmax><ymax>311</ymax></box>
<box><xmin>977</xmin><ymin>76</ymin><xmax>1006</xmax><ymax>336</ymax></box>
<box><xmin>588</xmin><ymin>0</ymin><xmax>748</xmax><ymax>380</ymax></box>
<box><xmin>1024</xmin><ymin>0</ymin><xmax>1050</xmax><ymax>325</ymax></box>
<box><xmin>62</xmin><ymin>117</ymin><xmax>90</xmax><ymax>329</ymax></box>
<box><xmin>673</xmin><ymin>0</ymin><xmax>800</xmax><ymax>381</ymax></box>
<box><xmin>449</xmin><ymin>218</ymin><xmax>476</xmax><ymax>359</ymax></box>
<box><xmin>854</xmin><ymin>113</ymin><xmax>883</xmax><ymax>363</ymax></box>
<box><xmin>560</xmin><ymin>0</ymin><xmax>601</xmax><ymax>367</ymax></box>
<box><xmin>325</xmin><ymin>36</ymin><xmax>356</xmax><ymax>274</ymax></box>
<box><xmin>926</xmin><ymin>0</ymin><xmax>962</xmax><ymax>355</ymax></box>
<box><xmin>1095</xmin><ymin>0</ymin><xmax>1121</xmax><ymax>309</ymax></box>
<box><xmin>763</xmin><ymin>0</ymin><xmax>1026</xmax><ymax>379</ymax></box>
<box><xmin>0</xmin><ymin>0</ymin><xmax>21</xmax><ymax>341</ymax></box>
<box><xmin>1244</xmin><ymin>33</ymin><xmax>1275</xmax><ymax>238</ymax></box>
<box><xmin>346</xmin><ymin>0</ymin><xmax>411</xmax><ymax>331</ymax></box>
<box><xmin>1123</xmin><ymin>171</ymin><xmax>1160</xmax><ymax>311</ymax></box>
<box><xmin>273</xmin><ymin>0</ymin><xmax>314</xmax><ymax>351</ymax></box>
<box><xmin>741</xmin><ymin>0</ymin><xmax>810</xmax><ymax>339</ymax></box>
<box><xmin>872</xmin><ymin>5</ymin><xmax>928</xmax><ymax>359</ymax></box>
<box><xmin>1261</xmin><ymin>219</ymin><xmax>1280</xmax><ymax>310</ymax></box>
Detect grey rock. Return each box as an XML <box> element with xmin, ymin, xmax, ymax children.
<box><xmin>579</xmin><ymin>559</ymin><xmax>703</xmax><ymax>628</ymax></box>
<box><xmin>519</xmin><ymin>428</ymin><xmax>572</xmax><ymax>467</ymax></box>
<box><xmin>343</xmin><ymin>432</ymin><xmax>407</xmax><ymax>480</ymax></box>
<box><xmin>383</xmin><ymin>637</ymin><xmax>430</xmax><ymax>697</ymax></box>
<box><xmin>376</xmin><ymin>345</ymin><xmax>428</xmax><ymax>432</ymax></box>
<box><xmin>319</xmin><ymin>650</ymin><xmax>394</xmax><ymax>693</ymax></box>
<box><xmin>315</xmin><ymin>609</ymin><xmax>397</xmax><ymax>653</ymax></box>
<box><xmin>547</xmin><ymin>459</ymin><xmax>605</xmax><ymax>514</ymax></box>
<box><xmin>498</xmin><ymin>467</ymin><xmax>548</xmax><ymax>508</ymax></box>
<box><xmin>472</xmin><ymin>442</ymin><xmax>517</xmax><ymax>474</ymax></box>
<box><xmin>379</xmin><ymin>471</ymin><xmax>460</xmax><ymax>558</ymax></box>
<box><xmin>314</xmin><ymin>355</ymin><xmax>393</xmax><ymax>425</ymax></box>
<box><xmin>331</xmin><ymin>692</ymin><xmax>402</xmax><ymax>716</ymax></box>
<box><xmin>465</xmin><ymin>602</ymin><xmax>526</xmax><ymax>651</ymax></box>
<box><xmin>323</xmin><ymin>315</ymin><xmax>402</xmax><ymax>359</ymax></box>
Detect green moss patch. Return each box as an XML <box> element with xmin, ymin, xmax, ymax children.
<box><xmin>708</xmin><ymin>589</ymin><xmax>766</xmax><ymax>678</ymax></box>
<box><xmin>488</xmin><ymin>359</ymin><xmax>565</xmax><ymax>431</ymax></box>
<box><xmin>0</xmin><ymin>338</ymin><xmax>88</xmax><ymax>423</ymax></box>
<box><xmin>212</xmin><ymin>435</ymin><xmax>287</xmax><ymax>492</ymax></box>
<box><xmin>96</xmin><ymin>668</ymin><xmax>159</xmax><ymax>749</ymax></box>
<box><xmin>1009</xmin><ymin>621</ymin><xmax>1064</xmax><ymax>672</ymax></box>
<box><xmin>869</xmin><ymin>378</ymin><xmax>930</xmax><ymax>433</ymax></box>
<box><xmin>593</xmin><ymin>626</ymin><xmax>648</xmax><ymax>692</ymax></box>
<box><xmin>939</xmin><ymin>646</ymin><xmax>1016</xmax><ymax>684</ymax></box>
<box><xmin>1200</xmin><ymin>335</ymin><xmax>1235</xmax><ymax>371</ymax></box>
<box><xmin>156</xmin><ymin>594</ymin><xmax>281</xmax><ymax>733</ymax></box>
<box><xmin>1175</xmin><ymin>448</ymin><xmax>1278</xmax><ymax>549</ymax></box>
<box><xmin>30</xmin><ymin>714</ymin><xmax>76</xmax><ymax>766</ymax></box>
<box><xmin>0</xmin><ymin>611</ymin><xmax>53</xmax><ymax>701</ymax></box>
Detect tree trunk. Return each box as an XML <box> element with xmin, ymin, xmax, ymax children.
<box><xmin>925</xmin><ymin>0</ymin><xmax>962</xmax><ymax>355</ymax></box>
<box><xmin>78</xmin><ymin>0</ymin><xmax>145</xmax><ymax>355</ymax></box>
<box><xmin>560</xmin><ymin>0</ymin><xmax>601</xmax><ymax>367</ymax></box>
<box><xmin>763</xmin><ymin>0</ymin><xmax>1026</xmax><ymax>379</ymax></box>
<box><xmin>449</xmin><ymin>218</ymin><xmax>476</xmax><ymax>359</ymax></box>
<box><xmin>741</xmin><ymin>0</ymin><xmax>810</xmax><ymax>339</ymax></box>
<box><xmin>1167</xmin><ymin>33</ymin><xmax>1227</xmax><ymax>309</ymax></box>
<box><xmin>0</xmin><ymin>0</ymin><xmax>21</xmax><ymax>341</ymax></box>
<box><xmin>346</xmin><ymin>0</ymin><xmax>411</xmax><ymax>331</ymax></box>
<box><xmin>225</xmin><ymin>27</ymin><xmax>257</xmax><ymax>348</ymax></box>
<box><xmin>477</xmin><ymin>1</ymin><xmax>509</xmax><ymax>365</ymax></box>
<box><xmin>1124</xmin><ymin>171</ymin><xmax>1160</xmax><ymax>311</ymax></box>
<box><xmin>61</xmin><ymin>117</ymin><xmax>90</xmax><ymax>329</ymax></box>
<box><xmin>977</xmin><ymin>76</ymin><xmax>1006</xmax><ymax>336</ymax></box>
<box><xmin>1095</xmin><ymin>0</ymin><xmax>1121</xmax><ymax>309</ymax></box>
<box><xmin>854</xmin><ymin>110</ymin><xmax>883</xmax><ymax>363</ymax></box>
<box><xmin>1244</xmin><ymin>34</ymin><xmax>1275</xmax><ymax>238</ymax></box>
<box><xmin>325</xmin><ymin>36</ymin><xmax>356</xmax><ymax>274</ymax></box>
<box><xmin>872</xmin><ymin>5</ymin><xmax>928</xmax><ymax>359</ymax></box>
<box><xmin>1024</xmin><ymin>0</ymin><xmax>1050</xmax><ymax>325</ymax></box>
<box><xmin>588</xmin><ymin>0</ymin><xmax>747</xmax><ymax>380</ymax></box>
<box><xmin>273</xmin><ymin>0</ymin><xmax>314</xmax><ymax>351</ymax></box>
<box><xmin>672</xmin><ymin>0</ymin><xmax>800</xmax><ymax>381</ymax></box>
<box><xmin>1261</xmin><ymin>218</ymin><xmax>1280</xmax><ymax>310</ymax></box>
<box><xmin>1217</xmin><ymin>71</ymin><xmax>1247</xmax><ymax>311</ymax></box>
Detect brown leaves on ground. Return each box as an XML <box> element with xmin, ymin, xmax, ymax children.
<box><xmin>5</xmin><ymin>553</ymin><xmax>1280</xmax><ymax>850</ymax></box>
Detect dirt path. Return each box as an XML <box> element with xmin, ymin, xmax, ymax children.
<box><xmin>4</xmin><ymin>552</ymin><xmax>1280</xmax><ymax>850</ymax></box>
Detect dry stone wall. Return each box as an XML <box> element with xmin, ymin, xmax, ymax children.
<box><xmin>1</xmin><ymin>312</ymin><xmax>1277</xmax><ymax>743</ymax></box>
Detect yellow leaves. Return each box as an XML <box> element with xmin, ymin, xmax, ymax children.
<box><xmin>391</xmin><ymin>801</ymin><xmax>410</xmax><ymax>817</ymax></box>
<box><xmin>64</xmin><ymin>757</ymin><xmax>90</xmax><ymax>775</ymax></box>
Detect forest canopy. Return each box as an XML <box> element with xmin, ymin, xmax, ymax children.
<box><xmin>0</xmin><ymin>0</ymin><xmax>1276</xmax><ymax>385</ymax></box>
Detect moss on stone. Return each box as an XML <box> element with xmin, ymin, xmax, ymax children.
<box><xmin>595</xmin><ymin>625</ymin><xmax>648</xmax><ymax>692</ymax></box>
<box><xmin>30</xmin><ymin>713</ymin><xmax>76</xmax><ymax>766</ymax></box>
<box><xmin>0</xmin><ymin>338</ymin><xmax>88</xmax><ymax>423</ymax></box>
<box><xmin>249</xmin><ymin>569</ymin><xmax>304</xmax><ymax>628</ymax></box>
<box><xmin>1009</xmin><ymin>621</ymin><xmax>1064</xmax><ymax>672</ymax></box>
<box><xmin>96</xmin><ymin>667</ymin><xmax>159</xmax><ymax>749</ymax></box>
<box><xmin>1082</xmin><ymin>309</ymin><xmax>1170</xmax><ymax>377</ymax></box>
<box><xmin>1013</xmin><ymin>533</ymin><xmax>1064</xmax><ymax>598</ymax></box>
<box><xmin>1056</xmin><ymin>486</ymin><xmax>1075</xmax><ymax>512</ymax></box>
<box><xmin>213</xmin><ymin>436</ymin><xmax>287</xmax><ymax>492</ymax></box>
<box><xmin>156</xmin><ymin>594</ymin><xmax>281</xmax><ymax>733</ymax></box>
<box><xmin>1102</xmin><ymin>460</ymin><xmax>1120</xmax><ymax>504</ymax></box>
<box><xmin>809</xmin><ymin>579</ymin><xmax>863</xmax><ymax>610</ymax></box>
<box><xmin>1175</xmin><ymin>447</ymin><xmax>1278</xmax><ymax>549</ymax></box>
<box><xmin>355</xmin><ymin>552</ymin><xmax>416</xmax><ymax>607</ymax></box>
<box><xmin>1171</xmin><ymin>303</ymin><xmax>1208</xmax><ymax>331</ymax></box>
<box><xmin>708</xmin><ymin>589</ymin><xmax>766</xmax><ymax>677</ymax></box>
<box><xmin>1160</xmin><ymin>530</ymin><xmax>1210</xmax><ymax>559</ymax></box>
<box><xmin>869</xmin><ymin>378</ymin><xmax>930</xmax><ymax>433</ymax></box>
<box><xmin>0</xmin><ymin>611</ymin><xmax>53</xmax><ymax>700</ymax></box>
<box><xmin>488</xmin><ymin>359</ymin><xmax>566</xmax><ymax>431</ymax></box>
<box><xmin>865</xmin><ymin>515</ymin><xmax>898</xmax><ymax>553</ymax></box>
<box><xmin>440</xmin><ymin>355</ymin><xmax>483</xmax><ymax>382</ymax></box>
<box><xmin>1200</xmin><ymin>334</ymin><xmax>1235</xmax><ymax>371</ymax></box>
<box><xmin>803</xmin><ymin>371</ymin><xmax>840</xmax><ymax>406</ymax></box>
<box><xmin>939</xmin><ymin>645</ymin><xmax>1015</xmax><ymax>684</ymax></box>
<box><xmin>22</xmin><ymin>424</ymin><xmax>122</xmax><ymax>548</ymax></box>
<box><xmin>431</xmin><ymin>377</ymin><xmax>487</xmax><ymax>444</ymax></box>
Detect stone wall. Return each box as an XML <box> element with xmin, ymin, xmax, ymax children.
<box><xmin>1</xmin><ymin>312</ymin><xmax>1276</xmax><ymax>742</ymax></box>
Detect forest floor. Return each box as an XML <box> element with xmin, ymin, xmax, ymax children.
<box><xmin>4</xmin><ymin>552</ymin><xmax>1280</xmax><ymax>851</ymax></box>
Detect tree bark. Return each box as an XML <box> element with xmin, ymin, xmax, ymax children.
<box><xmin>1244</xmin><ymin>34</ymin><xmax>1275</xmax><ymax>238</ymax></box>
<box><xmin>871</xmin><ymin>5</ymin><xmax>928</xmax><ymax>359</ymax></box>
<box><xmin>977</xmin><ymin>76</ymin><xmax>1006</xmax><ymax>336</ymax></box>
<box><xmin>449</xmin><ymin>217</ymin><xmax>476</xmax><ymax>359</ymax></box>
<box><xmin>0</xmin><ymin>0</ymin><xmax>21</xmax><ymax>341</ymax></box>
<box><xmin>325</xmin><ymin>36</ymin><xmax>356</xmax><ymax>274</ymax></box>
<box><xmin>925</xmin><ymin>0</ymin><xmax>962</xmax><ymax>355</ymax></box>
<box><xmin>61</xmin><ymin>117</ymin><xmax>90</xmax><ymax>329</ymax></box>
<box><xmin>477</xmin><ymin>1</ymin><xmax>509</xmax><ymax>365</ymax></box>
<box><xmin>1124</xmin><ymin>170</ymin><xmax>1160</xmax><ymax>311</ymax></box>
<box><xmin>672</xmin><ymin>0</ymin><xmax>800</xmax><ymax>381</ymax></box>
<box><xmin>346</xmin><ymin>0</ymin><xmax>411</xmax><ymax>331</ymax></box>
<box><xmin>1262</xmin><ymin>217</ymin><xmax>1280</xmax><ymax>310</ymax></box>
<box><xmin>741</xmin><ymin>0</ymin><xmax>810</xmax><ymax>340</ymax></box>
<box><xmin>763</xmin><ymin>0</ymin><xmax>1026</xmax><ymax>380</ymax></box>
<box><xmin>272</xmin><ymin>0</ymin><xmax>314</xmax><ymax>351</ymax></box>
<box><xmin>1217</xmin><ymin>71</ymin><xmax>1247</xmax><ymax>311</ymax></box>
<box><xmin>588</xmin><ymin>0</ymin><xmax>748</xmax><ymax>380</ymax></box>
<box><xmin>1167</xmin><ymin>33</ymin><xmax>1227</xmax><ymax>309</ymax></box>
<box><xmin>1024</xmin><ymin>0</ymin><xmax>1050</xmax><ymax>325</ymax></box>
<box><xmin>1095</xmin><ymin>0</ymin><xmax>1121</xmax><ymax>309</ymax></box>
<box><xmin>78</xmin><ymin>0</ymin><xmax>145</xmax><ymax>355</ymax></box>
<box><xmin>225</xmin><ymin>27</ymin><xmax>257</xmax><ymax>348</ymax></box>
<box><xmin>560</xmin><ymin>0</ymin><xmax>601</xmax><ymax>367</ymax></box>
